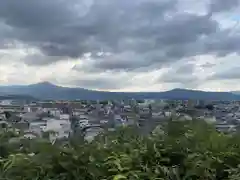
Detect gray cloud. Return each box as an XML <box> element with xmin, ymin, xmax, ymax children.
<box><xmin>158</xmin><ymin>63</ymin><xmax>200</xmax><ymax>88</ymax></box>
<box><xmin>209</xmin><ymin>67</ymin><xmax>240</xmax><ymax>80</ymax></box>
<box><xmin>0</xmin><ymin>0</ymin><xmax>220</xmax><ymax>68</ymax></box>
<box><xmin>204</xmin><ymin>33</ymin><xmax>240</xmax><ymax>57</ymax></box>
<box><xmin>0</xmin><ymin>0</ymin><xmax>239</xmax><ymax>81</ymax></box>
<box><xmin>200</xmin><ymin>62</ymin><xmax>216</xmax><ymax>68</ymax></box>
<box><xmin>68</xmin><ymin>76</ymin><xmax>132</xmax><ymax>90</ymax></box>
<box><xmin>73</xmin><ymin>51</ymin><xmax>170</xmax><ymax>72</ymax></box>
<box><xmin>175</xmin><ymin>63</ymin><xmax>195</xmax><ymax>74</ymax></box>
<box><xmin>22</xmin><ymin>54</ymin><xmax>66</xmax><ymax>66</ymax></box>
<box><xmin>73</xmin><ymin>12</ymin><xmax>219</xmax><ymax>73</ymax></box>
<box><xmin>208</xmin><ymin>0</ymin><xmax>240</xmax><ymax>14</ymax></box>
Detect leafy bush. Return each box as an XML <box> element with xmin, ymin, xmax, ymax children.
<box><xmin>1</xmin><ymin>120</ymin><xmax>240</xmax><ymax>179</ymax></box>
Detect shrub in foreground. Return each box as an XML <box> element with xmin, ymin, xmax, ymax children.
<box><xmin>1</xmin><ymin>120</ymin><xmax>240</xmax><ymax>179</ymax></box>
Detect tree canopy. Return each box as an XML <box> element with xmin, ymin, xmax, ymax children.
<box><xmin>1</xmin><ymin>120</ymin><xmax>240</xmax><ymax>179</ymax></box>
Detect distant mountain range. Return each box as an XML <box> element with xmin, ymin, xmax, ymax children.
<box><xmin>0</xmin><ymin>82</ymin><xmax>239</xmax><ymax>100</ymax></box>
<box><xmin>231</xmin><ymin>91</ymin><xmax>240</xmax><ymax>95</ymax></box>
<box><xmin>0</xmin><ymin>95</ymin><xmax>38</xmax><ymax>101</ymax></box>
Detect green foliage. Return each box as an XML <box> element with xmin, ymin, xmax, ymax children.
<box><xmin>136</xmin><ymin>100</ymin><xmax>145</xmax><ymax>104</ymax></box>
<box><xmin>99</xmin><ymin>100</ymin><xmax>109</xmax><ymax>105</ymax></box>
<box><xmin>1</xmin><ymin>120</ymin><xmax>240</xmax><ymax>179</ymax></box>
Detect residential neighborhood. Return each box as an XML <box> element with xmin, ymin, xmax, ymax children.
<box><xmin>1</xmin><ymin>98</ymin><xmax>240</xmax><ymax>143</ymax></box>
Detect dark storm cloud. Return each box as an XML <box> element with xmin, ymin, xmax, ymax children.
<box><xmin>0</xmin><ymin>0</ymin><xmax>177</xmax><ymax>58</ymax></box>
<box><xmin>0</xmin><ymin>0</ymin><xmax>220</xmax><ymax>67</ymax></box>
<box><xmin>73</xmin><ymin>12</ymin><xmax>219</xmax><ymax>73</ymax></box>
<box><xmin>0</xmin><ymin>0</ymin><xmax>239</xmax><ymax>75</ymax></box>
<box><xmin>73</xmin><ymin>51</ymin><xmax>169</xmax><ymax>72</ymax></box>
<box><xmin>204</xmin><ymin>33</ymin><xmax>240</xmax><ymax>57</ymax></box>
<box><xmin>0</xmin><ymin>21</ymin><xmax>14</xmax><ymax>48</ymax></box>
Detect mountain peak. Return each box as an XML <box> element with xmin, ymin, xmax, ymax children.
<box><xmin>30</xmin><ymin>81</ymin><xmax>58</xmax><ymax>87</ymax></box>
<box><xmin>38</xmin><ymin>81</ymin><xmax>54</xmax><ymax>86</ymax></box>
<box><xmin>170</xmin><ymin>88</ymin><xmax>187</xmax><ymax>92</ymax></box>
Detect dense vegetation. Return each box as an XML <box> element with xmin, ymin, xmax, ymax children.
<box><xmin>1</xmin><ymin>120</ymin><xmax>240</xmax><ymax>180</ymax></box>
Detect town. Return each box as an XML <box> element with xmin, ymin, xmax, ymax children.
<box><xmin>1</xmin><ymin>98</ymin><xmax>239</xmax><ymax>143</ymax></box>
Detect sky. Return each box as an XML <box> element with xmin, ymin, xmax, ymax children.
<box><xmin>0</xmin><ymin>0</ymin><xmax>240</xmax><ymax>92</ymax></box>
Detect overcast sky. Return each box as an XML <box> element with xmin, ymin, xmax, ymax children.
<box><xmin>0</xmin><ymin>0</ymin><xmax>240</xmax><ymax>92</ymax></box>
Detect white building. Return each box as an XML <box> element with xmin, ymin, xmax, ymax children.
<box><xmin>152</xmin><ymin>112</ymin><xmax>164</xmax><ymax>118</ymax></box>
<box><xmin>177</xmin><ymin>114</ymin><xmax>192</xmax><ymax>121</ymax></box>
<box><xmin>49</xmin><ymin>109</ymin><xmax>61</xmax><ymax>118</ymax></box>
<box><xmin>29</xmin><ymin>121</ymin><xmax>46</xmax><ymax>136</ymax></box>
<box><xmin>43</xmin><ymin>119</ymin><xmax>71</xmax><ymax>143</ymax></box>
<box><xmin>164</xmin><ymin>111</ymin><xmax>172</xmax><ymax>117</ymax></box>
<box><xmin>24</xmin><ymin>105</ymin><xmax>31</xmax><ymax>113</ymax></box>
<box><xmin>204</xmin><ymin>116</ymin><xmax>217</xmax><ymax>124</ymax></box>
<box><xmin>60</xmin><ymin>114</ymin><xmax>70</xmax><ymax>120</ymax></box>
<box><xmin>0</xmin><ymin>113</ymin><xmax>6</xmax><ymax>120</ymax></box>
<box><xmin>84</xmin><ymin>127</ymin><xmax>104</xmax><ymax>142</ymax></box>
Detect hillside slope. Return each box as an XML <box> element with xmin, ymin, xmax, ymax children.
<box><xmin>0</xmin><ymin>82</ymin><xmax>238</xmax><ymax>100</ymax></box>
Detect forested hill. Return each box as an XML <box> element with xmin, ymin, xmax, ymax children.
<box><xmin>0</xmin><ymin>82</ymin><xmax>239</xmax><ymax>100</ymax></box>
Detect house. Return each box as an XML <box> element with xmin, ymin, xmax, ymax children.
<box><xmin>204</xmin><ymin>116</ymin><xmax>217</xmax><ymax>124</ymax></box>
<box><xmin>176</xmin><ymin>113</ymin><xmax>192</xmax><ymax>121</ymax></box>
<box><xmin>84</xmin><ymin>127</ymin><xmax>104</xmax><ymax>142</ymax></box>
<box><xmin>113</xmin><ymin>114</ymin><xmax>125</xmax><ymax>127</ymax></box>
<box><xmin>60</xmin><ymin>114</ymin><xmax>70</xmax><ymax>120</ymax></box>
<box><xmin>49</xmin><ymin>109</ymin><xmax>61</xmax><ymax>118</ymax></box>
<box><xmin>164</xmin><ymin>111</ymin><xmax>172</xmax><ymax>117</ymax></box>
<box><xmin>12</xmin><ymin>121</ymin><xmax>29</xmax><ymax>131</ymax></box>
<box><xmin>0</xmin><ymin>121</ymin><xmax>9</xmax><ymax>129</ymax></box>
<box><xmin>152</xmin><ymin>125</ymin><xmax>164</xmax><ymax>135</ymax></box>
<box><xmin>23</xmin><ymin>131</ymin><xmax>39</xmax><ymax>139</ymax></box>
<box><xmin>23</xmin><ymin>105</ymin><xmax>32</xmax><ymax>113</ymax></box>
<box><xmin>21</xmin><ymin>112</ymin><xmax>39</xmax><ymax>122</ymax></box>
<box><xmin>152</xmin><ymin>111</ymin><xmax>165</xmax><ymax>119</ymax></box>
<box><xmin>0</xmin><ymin>105</ymin><xmax>23</xmax><ymax>111</ymax></box>
<box><xmin>43</xmin><ymin>119</ymin><xmax>72</xmax><ymax>142</ymax></box>
<box><xmin>29</xmin><ymin>120</ymin><xmax>47</xmax><ymax>136</ymax></box>
<box><xmin>0</xmin><ymin>112</ymin><xmax>6</xmax><ymax>121</ymax></box>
